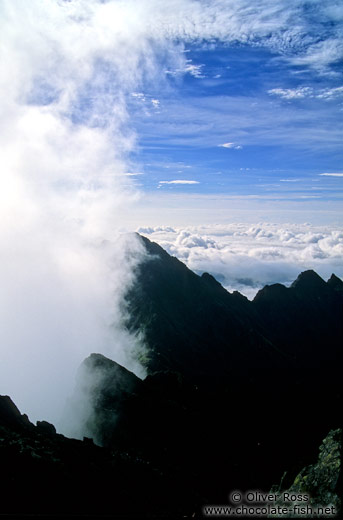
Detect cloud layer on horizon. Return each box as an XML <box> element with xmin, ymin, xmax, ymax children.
<box><xmin>137</xmin><ymin>223</ymin><xmax>343</xmax><ymax>299</ymax></box>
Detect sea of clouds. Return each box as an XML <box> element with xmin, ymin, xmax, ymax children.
<box><xmin>138</xmin><ymin>223</ymin><xmax>343</xmax><ymax>299</ymax></box>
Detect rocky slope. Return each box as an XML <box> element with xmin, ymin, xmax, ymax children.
<box><xmin>0</xmin><ymin>393</ymin><xmax>197</xmax><ymax>517</ymax></box>
<box><xmin>270</xmin><ymin>428</ymin><xmax>341</xmax><ymax>518</ymax></box>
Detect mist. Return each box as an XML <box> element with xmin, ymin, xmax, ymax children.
<box><xmin>0</xmin><ymin>0</ymin><xmax>168</xmax><ymax>430</ymax></box>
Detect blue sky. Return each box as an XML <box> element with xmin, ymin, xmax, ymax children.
<box><xmin>127</xmin><ymin>40</ymin><xmax>342</xmax><ymax>212</ymax></box>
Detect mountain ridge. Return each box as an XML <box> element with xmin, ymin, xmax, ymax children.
<box><xmin>126</xmin><ymin>234</ymin><xmax>342</xmax><ymax>381</ymax></box>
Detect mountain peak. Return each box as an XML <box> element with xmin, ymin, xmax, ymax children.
<box><xmin>253</xmin><ymin>282</ymin><xmax>288</xmax><ymax>303</ymax></box>
<box><xmin>290</xmin><ymin>269</ymin><xmax>327</xmax><ymax>292</ymax></box>
<box><xmin>64</xmin><ymin>354</ymin><xmax>142</xmax><ymax>445</ymax></box>
<box><xmin>0</xmin><ymin>395</ymin><xmax>33</xmax><ymax>430</ymax></box>
<box><xmin>136</xmin><ymin>232</ymin><xmax>169</xmax><ymax>259</ymax></box>
<box><xmin>327</xmin><ymin>273</ymin><xmax>343</xmax><ymax>291</ymax></box>
<box><xmin>81</xmin><ymin>353</ymin><xmax>141</xmax><ymax>388</ymax></box>
<box><xmin>201</xmin><ymin>272</ymin><xmax>220</xmax><ymax>285</ymax></box>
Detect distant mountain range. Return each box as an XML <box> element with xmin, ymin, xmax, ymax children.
<box><xmin>0</xmin><ymin>233</ymin><xmax>342</xmax><ymax>517</ymax></box>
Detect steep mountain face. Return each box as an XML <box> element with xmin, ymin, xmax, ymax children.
<box><xmin>0</xmin><ymin>395</ymin><xmax>33</xmax><ymax>430</ymax></box>
<box><xmin>125</xmin><ymin>234</ymin><xmax>293</xmax><ymax>382</ymax></box>
<box><xmin>0</xmin><ymin>395</ymin><xmax>113</xmax><ymax>515</ymax></box>
<box><xmin>119</xmin><ymin>234</ymin><xmax>342</xmax><ymax>502</ymax></box>
<box><xmin>126</xmin><ymin>235</ymin><xmax>342</xmax><ymax>387</ymax></box>
<box><xmin>68</xmin><ymin>353</ymin><xmax>142</xmax><ymax>445</ymax></box>
<box><xmin>253</xmin><ymin>270</ymin><xmax>343</xmax><ymax>370</ymax></box>
<box><xmin>0</xmin><ymin>393</ymin><xmax>197</xmax><ymax>517</ymax></box>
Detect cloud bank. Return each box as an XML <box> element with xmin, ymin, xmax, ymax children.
<box><xmin>138</xmin><ymin>224</ymin><xmax>343</xmax><ymax>299</ymax></box>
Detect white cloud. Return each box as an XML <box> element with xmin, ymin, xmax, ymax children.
<box><xmin>268</xmin><ymin>87</ymin><xmax>314</xmax><ymax>99</ymax></box>
<box><xmin>320</xmin><ymin>173</ymin><xmax>343</xmax><ymax>177</ymax></box>
<box><xmin>290</xmin><ymin>38</ymin><xmax>343</xmax><ymax>72</ymax></box>
<box><xmin>131</xmin><ymin>93</ymin><xmax>160</xmax><ymax>112</ymax></box>
<box><xmin>175</xmin><ymin>230</ymin><xmax>218</xmax><ymax>249</ymax></box>
<box><xmin>165</xmin><ymin>61</ymin><xmax>205</xmax><ymax>78</ymax></box>
<box><xmin>317</xmin><ymin>86</ymin><xmax>343</xmax><ymax>99</ymax></box>
<box><xmin>137</xmin><ymin>226</ymin><xmax>176</xmax><ymax>234</ymax></box>
<box><xmin>280</xmin><ymin>178</ymin><xmax>303</xmax><ymax>182</ymax></box>
<box><xmin>151</xmin><ymin>98</ymin><xmax>160</xmax><ymax>108</ymax></box>
<box><xmin>132</xmin><ymin>92</ymin><xmax>146</xmax><ymax>100</ymax></box>
<box><xmin>159</xmin><ymin>180</ymin><xmax>200</xmax><ymax>184</ymax></box>
<box><xmin>268</xmin><ymin>85</ymin><xmax>343</xmax><ymax>101</ymax></box>
<box><xmin>184</xmin><ymin>63</ymin><xmax>205</xmax><ymax>78</ymax></box>
<box><xmin>219</xmin><ymin>142</ymin><xmax>242</xmax><ymax>149</ymax></box>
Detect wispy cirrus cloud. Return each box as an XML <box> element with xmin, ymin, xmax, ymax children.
<box><xmin>268</xmin><ymin>87</ymin><xmax>314</xmax><ymax>99</ymax></box>
<box><xmin>268</xmin><ymin>86</ymin><xmax>343</xmax><ymax>100</ymax></box>
<box><xmin>289</xmin><ymin>37</ymin><xmax>343</xmax><ymax>72</ymax></box>
<box><xmin>317</xmin><ymin>86</ymin><xmax>343</xmax><ymax>100</ymax></box>
<box><xmin>131</xmin><ymin>92</ymin><xmax>161</xmax><ymax>112</ymax></box>
<box><xmin>320</xmin><ymin>173</ymin><xmax>343</xmax><ymax>177</ymax></box>
<box><xmin>159</xmin><ymin>180</ymin><xmax>200</xmax><ymax>185</ymax></box>
<box><xmin>166</xmin><ymin>61</ymin><xmax>205</xmax><ymax>78</ymax></box>
<box><xmin>134</xmin><ymin>92</ymin><xmax>342</xmax><ymax>155</ymax></box>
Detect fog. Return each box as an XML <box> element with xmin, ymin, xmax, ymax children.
<box><xmin>0</xmin><ymin>0</ymin><xmax>162</xmax><ymax>429</ymax></box>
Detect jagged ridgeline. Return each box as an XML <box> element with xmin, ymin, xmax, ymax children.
<box><xmin>127</xmin><ymin>234</ymin><xmax>343</xmax><ymax>381</ymax></box>
<box><xmin>0</xmin><ymin>233</ymin><xmax>342</xmax><ymax>517</ymax></box>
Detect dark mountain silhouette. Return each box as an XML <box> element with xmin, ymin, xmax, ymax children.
<box><xmin>0</xmin><ymin>393</ymin><xmax>189</xmax><ymax>517</ymax></box>
<box><xmin>0</xmin><ymin>395</ymin><xmax>33</xmax><ymax>430</ymax></box>
<box><xmin>0</xmin><ymin>234</ymin><xmax>342</xmax><ymax>517</ymax></box>
<box><xmin>70</xmin><ymin>353</ymin><xmax>141</xmax><ymax>445</ymax></box>
<box><xmin>78</xmin><ymin>234</ymin><xmax>341</xmax><ymax>510</ymax></box>
<box><xmin>126</xmin><ymin>235</ymin><xmax>292</xmax><ymax>380</ymax></box>
<box><xmin>327</xmin><ymin>272</ymin><xmax>343</xmax><ymax>291</ymax></box>
<box><xmin>121</xmin><ymin>235</ymin><xmax>342</xmax><ymax>497</ymax></box>
<box><xmin>1</xmin><ymin>390</ymin><xmax>340</xmax><ymax>518</ymax></box>
<box><xmin>254</xmin><ymin>269</ymin><xmax>343</xmax><ymax>368</ymax></box>
<box><xmin>126</xmin><ymin>235</ymin><xmax>342</xmax><ymax>385</ymax></box>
